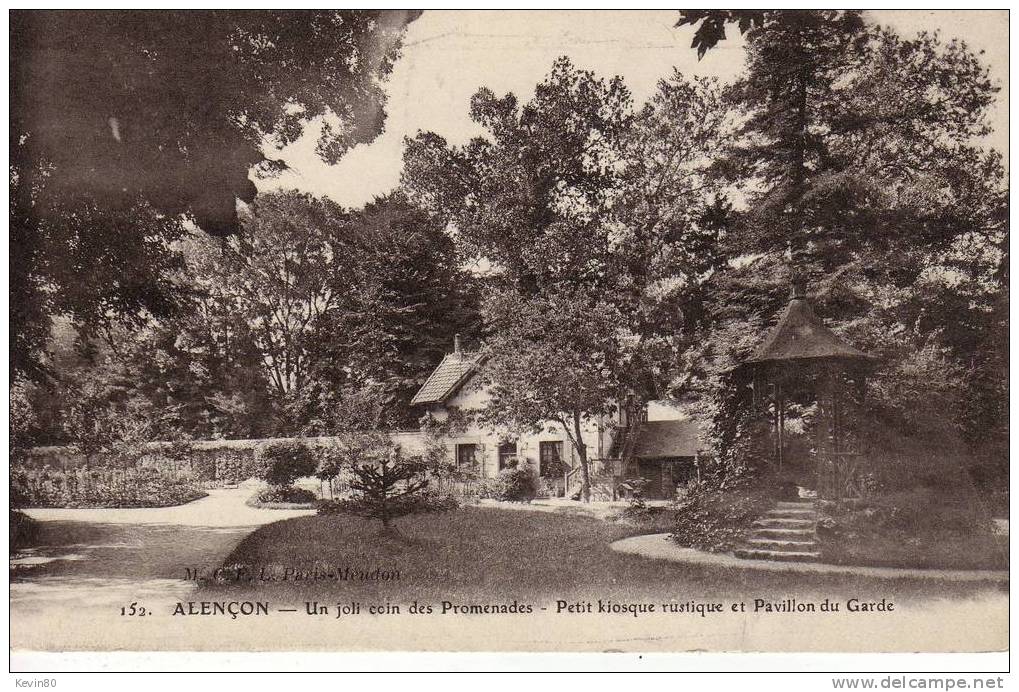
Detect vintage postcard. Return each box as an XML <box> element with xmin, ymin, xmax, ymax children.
<box><xmin>8</xmin><ymin>9</ymin><xmax>1009</xmax><ymax>664</ymax></box>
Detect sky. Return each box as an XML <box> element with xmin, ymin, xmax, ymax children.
<box><xmin>259</xmin><ymin>10</ymin><xmax>1009</xmax><ymax>209</ymax></box>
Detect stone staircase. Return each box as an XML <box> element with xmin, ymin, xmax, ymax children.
<box><xmin>734</xmin><ymin>499</ymin><xmax>821</xmax><ymax>563</ymax></box>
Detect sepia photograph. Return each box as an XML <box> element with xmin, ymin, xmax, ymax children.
<box><xmin>7</xmin><ymin>7</ymin><xmax>1010</xmax><ymax>673</ymax></box>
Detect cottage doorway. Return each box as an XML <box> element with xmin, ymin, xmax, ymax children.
<box><xmin>636</xmin><ymin>460</ymin><xmax>664</xmax><ymax>499</ymax></box>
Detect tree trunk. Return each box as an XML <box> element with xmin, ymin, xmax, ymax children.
<box><xmin>790</xmin><ymin>59</ymin><xmax>810</xmax><ymax>266</ymax></box>
<box><xmin>574</xmin><ymin>411</ymin><xmax>591</xmax><ymax>503</ymax></box>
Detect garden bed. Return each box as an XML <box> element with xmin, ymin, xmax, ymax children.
<box><xmin>13</xmin><ymin>481</ymin><xmax>208</xmax><ymax>508</ymax></box>
<box><xmin>12</xmin><ymin>465</ymin><xmax>208</xmax><ymax>509</ymax></box>
<box><xmin>245</xmin><ymin>486</ymin><xmax>319</xmax><ymax>510</ymax></box>
<box><xmin>816</xmin><ymin>489</ymin><xmax>1008</xmax><ymax>570</ymax></box>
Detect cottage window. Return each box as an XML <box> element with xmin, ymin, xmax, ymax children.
<box><xmin>497</xmin><ymin>441</ymin><xmax>517</xmax><ymax>470</ymax></box>
<box><xmin>456</xmin><ymin>443</ymin><xmax>479</xmax><ymax>470</ymax></box>
<box><xmin>539</xmin><ymin>441</ymin><xmax>564</xmax><ymax>477</ymax></box>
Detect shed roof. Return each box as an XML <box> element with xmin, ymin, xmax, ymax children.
<box><xmin>410</xmin><ymin>351</ymin><xmax>482</xmax><ymax>406</ymax></box>
<box><xmin>631</xmin><ymin>420</ymin><xmax>701</xmax><ymax>458</ymax></box>
<box><xmin>745</xmin><ymin>290</ymin><xmax>875</xmax><ymax>365</ymax></box>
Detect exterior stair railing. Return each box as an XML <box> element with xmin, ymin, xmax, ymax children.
<box><xmin>564</xmin><ymin>458</ymin><xmax>624</xmax><ymax>500</ymax></box>
<box><xmin>562</xmin><ymin>410</ymin><xmax>643</xmax><ymax>500</ymax></box>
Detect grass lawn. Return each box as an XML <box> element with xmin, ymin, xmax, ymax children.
<box><xmin>205</xmin><ymin>505</ymin><xmax>1003</xmax><ymax>606</ymax></box>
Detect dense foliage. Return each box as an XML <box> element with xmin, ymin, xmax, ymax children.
<box><xmin>672</xmin><ymin>11</ymin><xmax>1007</xmax><ymax>488</ymax></box>
<box><xmin>18</xmin><ymin>190</ymin><xmax>479</xmax><ymax>444</ymax></box>
<box><xmin>816</xmin><ymin>489</ymin><xmax>1006</xmax><ymax>569</ymax></box>
<box><xmin>669</xmin><ymin>478</ymin><xmax>779</xmax><ymax>553</ymax></box>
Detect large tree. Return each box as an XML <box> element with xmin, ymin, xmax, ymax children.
<box><xmin>678</xmin><ymin>10</ymin><xmax>1004</xmax><ymax>274</ymax></box>
<box><xmin>403</xmin><ymin>58</ymin><xmax>736</xmax><ymax>497</ymax></box>
<box><xmin>307</xmin><ymin>192</ymin><xmax>481</xmax><ymax>427</ymax></box>
<box><xmin>187</xmin><ymin>191</ymin><xmax>347</xmax><ymax>405</ymax></box>
<box><xmin>607</xmin><ymin>71</ymin><xmax>731</xmax><ymax>399</ymax></box>
<box><xmin>11</xmin><ymin>10</ymin><xmax>420</xmax><ymax>378</ymax></box>
<box><xmin>403</xmin><ymin>58</ymin><xmax>729</xmax><ymax>405</ymax></box>
<box><xmin>402</xmin><ymin>56</ymin><xmax>633</xmax><ymax>294</ymax></box>
<box><xmin>479</xmin><ymin>289</ymin><xmax>623</xmax><ymax>502</ymax></box>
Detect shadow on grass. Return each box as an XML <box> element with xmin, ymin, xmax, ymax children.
<box><xmin>11</xmin><ymin>519</ymin><xmax>254</xmax><ymax>582</ymax></box>
<box><xmin>201</xmin><ymin>505</ymin><xmax>1007</xmax><ymax>607</ymax></box>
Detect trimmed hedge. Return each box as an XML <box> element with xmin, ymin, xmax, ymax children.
<box><xmin>11</xmin><ymin>466</ymin><xmax>207</xmax><ymax>508</ymax></box>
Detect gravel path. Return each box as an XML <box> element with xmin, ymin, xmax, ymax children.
<box><xmin>611</xmin><ymin>533</ymin><xmax>1010</xmax><ymax>583</ymax></box>
<box><xmin>11</xmin><ymin>485</ymin><xmax>315</xmax><ymax>651</ymax></box>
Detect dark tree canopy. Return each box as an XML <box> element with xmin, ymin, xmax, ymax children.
<box><xmin>11</xmin><ymin>10</ymin><xmax>419</xmax><ymax>235</ymax></box>
<box><xmin>307</xmin><ymin>191</ymin><xmax>481</xmax><ymax>423</ymax></box>
<box><xmin>22</xmin><ymin>189</ymin><xmax>481</xmax><ymax>443</ymax></box>
<box><xmin>11</xmin><ymin>10</ymin><xmax>420</xmax><ymax>378</ymax></box>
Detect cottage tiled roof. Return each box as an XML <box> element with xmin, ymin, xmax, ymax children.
<box><xmin>631</xmin><ymin>420</ymin><xmax>701</xmax><ymax>458</ymax></box>
<box><xmin>745</xmin><ymin>293</ymin><xmax>875</xmax><ymax>365</ymax></box>
<box><xmin>410</xmin><ymin>351</ymin><xmax>482</xmax><ymax>406</ymax></box>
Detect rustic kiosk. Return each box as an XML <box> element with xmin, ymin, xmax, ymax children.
<box><xmin>740</xmin><ymin>278</ymin><xmax>878</xmax><ymax>500</ymax></box>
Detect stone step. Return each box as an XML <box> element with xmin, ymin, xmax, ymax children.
<box><xmin>747</xmin><ymin>538</ymin><xmax>818</xmax><ymax>552</ymax></box>
<box><xmin>753</xmin><ymin>527</ymin><xmax>815</xmax><ymax>540</ymax></box>
<box><xmin>749</xmin><ymin>531</ymin><xmax>816</xmax><ymax>542</ymax></box>
<box><xmin>775</xmin><ymin>501</ymin><xmax>815</xmax><ymax>509</ymax></box>
<box><xmin>752</xmin><ymin>517</ymin><xmax>815</xmax><ymax>529</ymax></box>
<box><xmin>765</xmin><ymin>508</ymin><xmax>817</xmax><ymax>519</ymax></box>
<box><xmin>734</xmin><ymin>549</ymin><xmax>822</xmax><ymax>563</ymax></box>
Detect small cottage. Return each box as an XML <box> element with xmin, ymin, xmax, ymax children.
<box><xmin>411</xmin><ymin>336</ymin><xmax>704</xmax><ymax>500</ymax></box>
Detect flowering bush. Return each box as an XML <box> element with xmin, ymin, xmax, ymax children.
<box><xmin>493</xmin><ymin>463</ymin><xmax>539</xmax><ymax>502</ymax></box>
<box><xmin>536</xmin><ymin>476</ymin><xmax>563</xmax><ymax>499</ymax></box>
<box><xmin>474</xmin><ymin>477</ymin><xmax>503</xmax><ymax>500</ymax></box>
